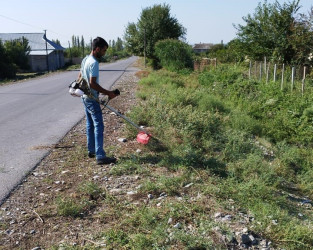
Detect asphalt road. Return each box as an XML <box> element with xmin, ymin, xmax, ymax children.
<box><xmin>0</xmin><ymin>56</ymin><xmax>138</xmax><ymax>204</ymax></box>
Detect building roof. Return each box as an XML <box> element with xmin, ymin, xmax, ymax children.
<box><xmin>0</xmin><ymin>33</ymin><xmax>65</xmax><ymax>55</ymax></box>
<box><xmin>193</xmin><ymin>43</ymin><xmax>214</xmax><ymax>50</ymax></box>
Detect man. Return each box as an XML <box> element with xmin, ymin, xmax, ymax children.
<box><xmin>78</xmin><ymin>37</ymin><xmax>118</xmax><ymax>165</ymax></box>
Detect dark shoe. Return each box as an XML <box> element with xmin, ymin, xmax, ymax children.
<box><xmin>96</xmin><ymin>157</ymin><xmax>117</xmax><ymax>165</ymax></box>
<box><xmin>88</xmin><ymin>152</ymin><xmax>95</xmax><ymax>158</ymax></box>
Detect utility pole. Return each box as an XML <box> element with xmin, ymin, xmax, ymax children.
<box><xmin>44</xmin><ymin>30</ymin><xmax>50</xmax><ymax>72</ymax></box>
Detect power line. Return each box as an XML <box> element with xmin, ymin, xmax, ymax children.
<box><xmin>0</xmin><ymin>14</ymin><xmax>69</xmax><ymax>41</ymax></box>
<box><xmin>0</xmin><ymin>13</ymin><xmax>96</xmax><ymax>47</ymax></box>
<box><xmin>0</xmin><ymin>14</ymin><xmax>43</xmax><ymax>30</ymax></box>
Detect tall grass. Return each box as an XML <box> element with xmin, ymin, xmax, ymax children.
<box><xmin>125</xmin><ymin>64</ymin><xmax>313</xmax><ymax>248</ymax></box>
<box><xmin>199</xmin><ymin>64</ymin><xmax>313</xmax><ymax>145</ymax></box>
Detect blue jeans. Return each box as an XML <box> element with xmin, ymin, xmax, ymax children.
<box><xmin>82</xmin><ymin>97</ymin><xmax>106</xmax><ymax>160</ymax></box>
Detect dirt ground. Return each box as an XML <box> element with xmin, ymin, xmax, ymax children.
<box><xmin>0</xmin><ymin>62</ymin><xmax>149</xmax><ymax>249</ymax></box>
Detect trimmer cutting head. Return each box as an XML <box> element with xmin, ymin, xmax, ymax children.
<box><xmin>136</xmin><ymin>131</ymin><xmax>151</xmax><ymax>144</ymax></box>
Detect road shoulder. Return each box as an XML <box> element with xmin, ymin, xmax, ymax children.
<box><xmin>0</xmin><ymin>63</ymin><xmax>142</xmax><ymax>248</ymax></box>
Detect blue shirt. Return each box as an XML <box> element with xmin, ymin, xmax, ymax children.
<box><xmin>81</xmin><ymin>55</ymin><xmax>99</xmax><ymax>99</ymax></box>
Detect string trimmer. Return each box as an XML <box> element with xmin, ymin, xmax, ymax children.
<box><xmin>69</xmin><ymin>81</ymin><xmax>151</xmax><ymax>144</ymax></box>
<box><xmin>99</xmin><ymin>93</ymin><xmax>152</xmax><ymax>144</ymax></box>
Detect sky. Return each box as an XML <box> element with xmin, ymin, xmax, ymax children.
<box><xmin>0</xmin><ymin>0</ymin><xmax>312</xmax><ymax>48</ymax></box>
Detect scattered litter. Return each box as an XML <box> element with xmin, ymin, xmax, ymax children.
<box><xmin>173</xmin><ymin>222</ymin><xmax>182</xmax><ymax>229</ymax></box>
<box><xmin>184</xmin><ymin>183</ymin><xmax>193</xmax><ymax>188</ymax></box>
<box><xmin>118</xmin><ymin>138</ymin><xmax>127</xmax><ymax>142</ymax></box>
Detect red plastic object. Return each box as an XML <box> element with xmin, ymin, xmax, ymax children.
<box><xmin>136</xmin><ymin>132</ymin><xmax>151</xmax><ymax>144</ymax></box>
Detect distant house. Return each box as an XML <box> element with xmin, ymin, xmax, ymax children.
<box><xmin>0</xmin><ymin>33</ymin><xmax>65</xmax><ymax>72</ymax></box>
<box><xmin>193</xmin><ymin>43</ymin><xmax>214</xmax><ymax>53</ymax></box>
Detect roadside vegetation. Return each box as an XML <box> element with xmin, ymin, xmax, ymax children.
<box><xmin>101</xmin><ymin>2</ymin><xmax>313</xmax><ymax>248</ymax></box>
<box><xmin>1</xmin><ymin>1</ymin><xmax>313</xmax><ymax>249</ymax></box>
<box><xmin>121</xmin><ymin>62</ymin><xmax>313</xmax><ymax>248</ymax></box>
<box><xmin>0</xmin><ymin>37</ymin><xmax>30</xmax><ymax>79</ymax></box>
<box><xmin>1</xmin><ymin>58</ymin><xmax>312</xmax><ymax>249</ymax></box>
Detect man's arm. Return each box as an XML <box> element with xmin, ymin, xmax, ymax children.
<box><xmin>89</xmin><ymin>76</ymin><xmax>117</xmax><ymax>99</ymax></box>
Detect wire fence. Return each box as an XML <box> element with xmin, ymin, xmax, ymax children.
<box><xmin>194</xmin><ymin>57</ymin><xmax>312</xmax><ymax>95</ymax></box>
<box><xmin>248</xmin><ymin>59</ymin><xmax>312</xmax><ymax>95</ymax></box>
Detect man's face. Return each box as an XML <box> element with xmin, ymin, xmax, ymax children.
<box><xmin>95</xmin><ymin>46</ymin><xmax>108</xmax><ymax>59</ymax></box>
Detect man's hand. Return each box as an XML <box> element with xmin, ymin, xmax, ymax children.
<box><xmin>107</xmin><ymin>90</ymin><xmax>119</xmax><ymax>100</ymax></box>
<box><xmin>89</xmin><ymin>77</ymin><xmax>120</xmax><ymax>99</ymax></box>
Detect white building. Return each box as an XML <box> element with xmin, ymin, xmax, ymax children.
<box><xmin>0</xmin><ymin>33</ymin><xmax>65</xmax><ymax>72</ymax></box>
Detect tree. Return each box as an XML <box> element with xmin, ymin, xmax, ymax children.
<box><xmin>77</xmin><ymin>36</ymin><xmax>80</xmax><ymax>49</ymax></box>
<box><xmin>124</xmin><ymin>23</ymin><xmax>141</xmax><ymax>55</ymax></box>
<box><xmin>66</xmin><ymin>35</ymin><xmax>90</xmax><ymax>58</ymax></box>
<box><xmin>225</xmin><ymin>39</ymin><xmax>246</xmax><ymax>62</ymax></box>
<box><xmin>0</xmin><ymin>40</ymin><xmax>16</xmax><ymax>78</ymax></box>
<box><xmin>291</xmin><ymin>6</ymin><xmax>313</xmax><ymax>65</ymax></box>
<box><xmin>124</xmin><ymin>4</ymin><xmax>186</xmax><ymax>64</ymax></box>
<box><xmin>234</xmin><ymin>0</ymin><xmax>313</xmax><ymax>64</ymax></box>
<box><xmin>105</xmin><ymin>37</ymin><xmax>128</xmax><ymax>60</ymax></box>
<box><xmin>52</xmin><ymin>39</ymin><xmax>61</xmax><ymax>45</ymax></box>
<box><xmin>72</xmin><ymin>35</ymin><xmax>76</xmax><ymax>47</ymax></box>
<box><xmin>0</xmin><ymin>38</ymin><xmax>30</xmax><ymax>78</ymax></box>
<box><xmin>115</xmin><ymin>37</ymin><xmax>124</xmax><ymax>51</ymax></box>
<box><xmin>4</xmin><ymin>37</ymin><xmax>30</xmax><ymax>71</ymax></box>
<box><xmin>81</xmin><ymin>36</ymin><xmax>85</xmax><ymax>56</ymax></box>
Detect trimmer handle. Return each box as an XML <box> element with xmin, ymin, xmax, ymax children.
<box><xmin>114</xmin><ymin>89</ymin><xmax>120</xmax><ymax>96</ymax></box>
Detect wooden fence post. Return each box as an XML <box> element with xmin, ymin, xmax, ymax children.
<box><xmin>281</xmin><ymin>64</ymin><xmax>285</xmax><ymax>90</ymax></box>
<box><xmin>302</xmin><ymin>66</ymin><xmax>306</xmax><ymax>96</ymax></box>
<box><xmin>266</xmin><ymin>62</ymin><xmax>270</xmax><ymax>84</ymax></box>
<box><xmin>264</xmin><ymin>57</ymin><xmax>267</xmax><ymax>77</ymax></box>
<box><xmin>259</xmin><ymin>62</ymin><xmax>262</xmax><ymax>81</ymax></box>
<box><xmin>274</xmin><ymin>64</ymin><xmax>277</xmax><ymax>82</ymax></box>
<box><xmin>249</xmin><ymin>61</ymin><xmax>252</xmax><ymax>80</ymax></box>
<box><xmin>291</xmin><ymin>67</ymin><xmax>295</xmax><ymax>91</ymax></box>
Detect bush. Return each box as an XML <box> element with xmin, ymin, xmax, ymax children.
<box><xmin>155</xmin><ymin>39</ymin><xmax>193</xmax><ymax>71</ymax></box>
<box><xmin>0</xmin><ymin>62</ymin><xmax>17</xmax><ymax>78</ymax></box>
<box><xmin>0</xmin><ymin>40</ymin><xmax>18</xmax><ymax>78</ymax></box>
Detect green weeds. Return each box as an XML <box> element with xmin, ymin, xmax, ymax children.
<box><xmin>109</xmin><ymin>156</ymin><xmax>150</xmax><ymax>176</ymax></box>
<box><xmin>56</xmin><ymin>181</ymin><xmax>105</xmax><ymax>217</ymax></box>
<box><xmin>56</xmin><ymin>197</ymin><xmax>86</xmax><ymax>217</ymax></box>
<box><xmin>44</xmin><ymin>63</ymin><xmax>313</xmax><ymax>249</ymax></box>
<box><xmin>122</xmin><ymin>63</ymin><xmax>313</xmax><ymax>248</ymax></box>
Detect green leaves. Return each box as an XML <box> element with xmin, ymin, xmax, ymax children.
<box><xmin>155</xmin><ymin>39</ymin><xmax>193</xmax><ymax>72</ymax></box>
<box><xmin>123</xmin><ymin>4</ymin><xmax>186</xmax><ymax>64</ymax></box>
<box><xmin>0</xmin><ymin>37</ymin><xmax>30</xmax><ymax>78</ymax></box>
<box><xmin>235</xmin><ymin>0</ymin><xmax>313</xmax><ymax>65</ymax></box>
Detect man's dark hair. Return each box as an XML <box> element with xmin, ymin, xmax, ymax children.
<box><xmin>92</xmin><ymin>37</ymin><xmax>109</xmax><ymax>50</ymax></box>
